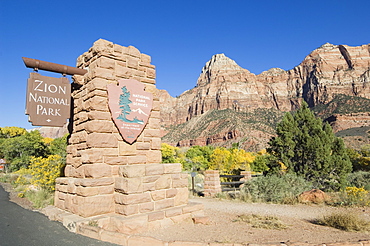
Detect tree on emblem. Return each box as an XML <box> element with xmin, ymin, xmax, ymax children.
<box><xmin>117</xmin><ymin>86</ymin><xmax>144</xmax><ymax>124</ymax></box>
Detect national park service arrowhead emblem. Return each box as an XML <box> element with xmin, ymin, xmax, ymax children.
<box><xmin>107</xmin><ymin>79</ymin><xmax>153</xmax><ymax>144</ymax></box>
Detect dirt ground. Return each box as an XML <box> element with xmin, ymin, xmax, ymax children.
<box><xmin>140</xmin><ymin>197</ymin><xmax>370</xmax><ymax>245</ymax></box>
<box><xmin>2</xmin><ymin>182</ymin><xmax>370</xmax><ymax>245</ymax></box>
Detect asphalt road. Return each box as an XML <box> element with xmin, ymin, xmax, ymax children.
<box><xmin>0</xmin><ymin>185</ymin><xmax>117</xmax><ymax>246</ymax></box>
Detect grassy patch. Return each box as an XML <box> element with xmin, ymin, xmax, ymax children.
<box><xmin>316</xmin><ymin>212</ymin><xmax>370</xmax><ymax>232</ymax></box>
<box><xmin>24</xmin><ymin>189</ymin><xmax>54</xmax><ymax>209</ymax></box>
<box><xmin>233</xmin><ymin>214</ymin><xmax>287</xmax><ymax>230</ymax></box>
<box><xmin>0</xmin><ymin>173</ymin><xmax>12</xmax><ymax>183</ymax></box>
<box><xmin>0</xmin><ymin>173</ymin><xmax>18</xmax><ymax>184</ymax></box>
<box><xmin>88</xmin><ymin>220</ymin><xmax>99</xmax><ymax>227</ymax></box>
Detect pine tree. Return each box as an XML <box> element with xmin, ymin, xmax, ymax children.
<box><xmin>267</xmin><ymin>101</ymin><xmax>352</xmax><ymax>191</ymax></box>
<box><xmin>117</xmin><ymin>86</ymin><xmax>132</xmax><ymax>121</ymax></box>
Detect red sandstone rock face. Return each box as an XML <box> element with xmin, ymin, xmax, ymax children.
<box><xmin>328</xmin><ymin>113</ymin><xmax>370</xmax><ymax>132</ymax></box>
<box><xmin>159</xmin><ymin>44</ymin><xmax>370</xmax><ymax>149</ymax></box>
<box><xmin>160</xmin><ymin>43</ymin><xmax>370</xmax><ymax>128</ymax></box>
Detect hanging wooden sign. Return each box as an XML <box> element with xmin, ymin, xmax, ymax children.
<box><xmin>107</xmin><ymin>79</ymin><xmax>153</xmax><ymax>144</ymax></box>
<box><xmin>26</xmin><ymin>73</ymin><xmax>71</xmax><ymax>127</ymax></box>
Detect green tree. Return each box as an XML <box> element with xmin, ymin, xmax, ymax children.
<box><xmin>0</xmin><ymin>127</ymin><xmax>28</xmax><ymax>159</ymax></box>
<box><xmin>250</xmin><ymin>149</ymin><xmax>270</xmax><ymax>173</ymax></box>
<box><xmin>48</xmin><ymin>134</ymin><xmax>68</xmax><ymax>159</ymax></box>
<box><xmin>0</xmin><ymin>130</ymin><xmax>48</xmax><ymax>171</ymax></box>
<box><xmin>267</xmin><ymin>101</ymin><xmax>352</xmax><ymax>191</ymax></box>
<box><xmin>185</xmin><ymin>145</ymin><xmax>214</xmax><ymax>171</ymax></box>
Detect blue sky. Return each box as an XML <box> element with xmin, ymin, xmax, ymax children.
<box><xmin>1</xmin><ymin>0</ymin><xmax>369</xmax><ymax>129</ymax></box>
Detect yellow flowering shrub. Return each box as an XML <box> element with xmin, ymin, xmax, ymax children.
<box><xmin>14</xmin><ymin>168</ymin><xmax>31</xmax><ymax>190</ymax></box>
<box><xmin>29</xmin><ymin>155</ymin><xmax>64</xmax><ymax>191</ymax></box>
<box><xmin>15</xmin><ymin>175</ymin><xmax>29</xmax><ymax>186</ymax></box>
<box><xmin>42</xmin><ymin>137</ymin><xmax>54</xmax><ymax>145</ymax></box>
<box><xmin>14</xmin><ymin>168</ymin><xmax>32</xmax><ymax>176</ymax></box>
<box><xmin>14</xmin><ymin>168</ymin><xmax>32</xmax><ymax>197</ymax></box>
<box><xmin>344</xmin><ymin>186</ymin><xmax>370</xmax><ymax>206</ymax></box>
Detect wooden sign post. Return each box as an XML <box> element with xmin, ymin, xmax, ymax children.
<box><xmin>22</xmin><ymin>57</ymin><xmax>87</xmax><ymax>127</ymax></box>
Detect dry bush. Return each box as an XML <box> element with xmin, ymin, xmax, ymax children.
<box><xmin>317</xmin><ymin>212</ymin><xmax>370</xmax><ymax>232</ymax></box>
<box><xmin>233</xmin><ymin>214</ymin><xmax>287</xmax><ymax>230</ymax></box>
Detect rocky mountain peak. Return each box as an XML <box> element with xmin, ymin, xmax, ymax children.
<box><xmin>203</xmin><ymin>53</ymin><xmax>243</xmax><ymax>71</ymax></box>
<box><xmin>196</xmin><ymin>53</ymin><xmax>249</xmax><ymax>87</ymax></box>
<box><xmin>260</xmin><ymin>67</ymin><xmax>286</xmax><ymax>76</ymax></box>
<box><xmin>318</xmin><ymin>42</ymin><xmax>337</xmax><ymax>50</ymax></box>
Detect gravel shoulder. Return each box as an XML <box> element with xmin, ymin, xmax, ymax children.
<box><xmin>140</xmin><ymin>197</ymin><xmax>370</xmax><ymax>244</ymax></box>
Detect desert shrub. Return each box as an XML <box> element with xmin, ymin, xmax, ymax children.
<box><xmin>10</xmin><ymin>169</ymin><xmax>32</xmax><ymax>197</ymax></box>
<box><xmin>88</xmin><ymin>220</ymin><xmax>99</xmax><ymax>227</ymax></box>
<box><xmin>317</xmin><ymin>212</ymin><xmax>370</xmax><ymax>232</ymax></box>
<box><xmin>241</xmin><ymin>173</ymin><xmax>312</xmax><ymax>203</ymax></box>
<box><xmin>14</xmin><ymin>168</ymin><xmax>32</xmax><ymax>184</ymax></box>
<box><xmin>0</xmin><ymin>170</ymin><xmax>53</xmax><ymax>207</ymax></box>
<box><xmin>8</xmin><ymin>174</ymin><xmax>20</xmax><ymax>185</ymax></box>
<box><xmin>347</xmin><ymin>171</ymin><xmax>370</xmax><ymax>190</ymax></box>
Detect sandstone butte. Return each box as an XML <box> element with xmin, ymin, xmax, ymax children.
<box><xmin>158</xmin><ymin>43</ymin><xmax>370</xmax><ymax>149</ymax></box>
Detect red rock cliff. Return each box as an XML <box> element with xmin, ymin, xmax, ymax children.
<box><xmin>160</xmin><ymin>43</ymin><xmax>370</xmax><ymax>128</ymax></box>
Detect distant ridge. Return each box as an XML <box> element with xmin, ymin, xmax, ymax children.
<box><xmin>30</xmin><ymin>125</ymin><xmax>68</xmax><ymax>139</ymax></box>
<box><xmin>159</xmin><ymin>43</ymin><xmax>370</xmax><ymax>150</ymax></box>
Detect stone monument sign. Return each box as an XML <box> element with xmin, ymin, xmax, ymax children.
<box><xmin>53</xmin><ymin>39</ymin><xmax>203</xmax><ymax>237</ymax></box>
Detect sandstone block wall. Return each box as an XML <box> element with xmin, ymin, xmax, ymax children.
<box><xmin>203</xmin><ymin>170</ymin><xmax>251</xmax><ymax>197</ymax></box>
<box><xmin>240</xmin><ymin>171</ymin><xmax>252</xmax><ymax>181</ymax></box>
<box><xmin>55</xmin><ymin>39</ymin><xmax>189</xmax><ymax>218</ymax></box>
<box><xmin>203</xmin><ymin>170</ymin><xmax>221</xmax><ymax>197</ymax></box>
